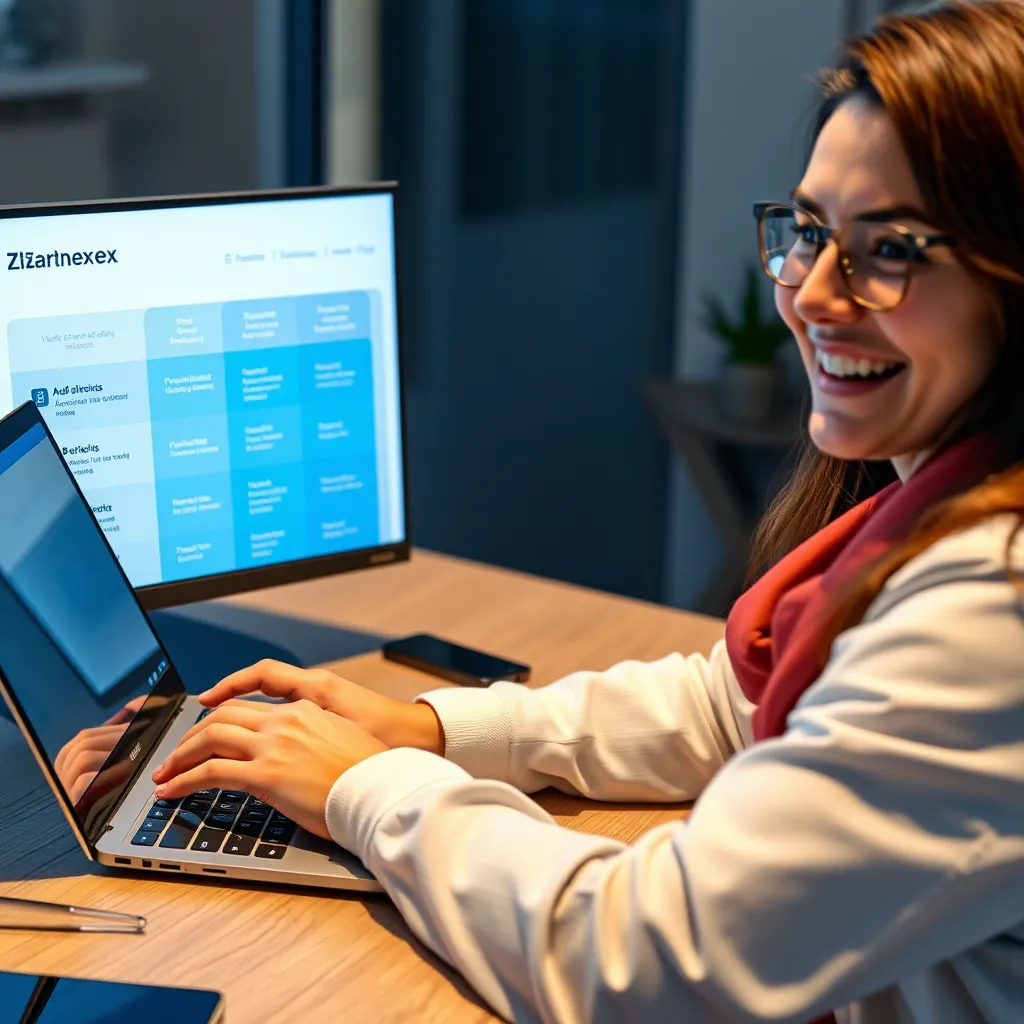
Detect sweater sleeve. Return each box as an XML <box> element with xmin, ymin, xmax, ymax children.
<box><xmin>416</xmin><ymin>639</ymin><xmax>753</xmax><ymax>803</ymax></box>
<box><xmin>326</xmin><ymin>517</ymin><xmax>1024</xmax><ymax>1023</ymax></box>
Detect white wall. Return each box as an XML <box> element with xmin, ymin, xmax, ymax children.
<box><xmin>663</xmin><ymin>0</ymin><xmax>846</xmax><ymax>609</ymax></box>
<box><xmin>328</xmin><ymin>0</ymin><xmax>380</xmax><ymax>185</ymax></box>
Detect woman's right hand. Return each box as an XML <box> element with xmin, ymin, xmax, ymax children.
<box><xmin>198</xmin><ymin>660</ymin><xmax>445</xmax><ymax>756</ymax></box>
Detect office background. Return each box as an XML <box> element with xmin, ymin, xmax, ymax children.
<box><xmin>0</xmin><ymin>0</ymin><xmax>918</xmax><ymax>613</ymax></box>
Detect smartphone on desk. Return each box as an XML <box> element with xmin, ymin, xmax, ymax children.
<box><xmin>1</xmin><ymin>970</ymin><xmax>223</xmax><ymax>1024</ymax></box>
<box><xmin>381</xmin><ymin>633</ymin><xmax>531</xmax><ymax>686</ymax></box>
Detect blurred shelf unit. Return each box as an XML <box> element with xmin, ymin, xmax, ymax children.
<box><xmin>0</xmin><ymin>60</ymin><xmax>148</xmax><ymax>101</ymax></box>
<box><xmin>0</xmin><ymin>60</ymin><xmax>150</xmax><ymax>205</ymax></box>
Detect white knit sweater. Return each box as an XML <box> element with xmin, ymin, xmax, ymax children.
<box><xmin>326</xmin><ymin>514</ymin><xmax>1024</xmax><ymax>1023</ymax></box>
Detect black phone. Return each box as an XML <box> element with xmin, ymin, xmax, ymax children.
<box><xmin>1</xmin><ymin>970</ymin><xmax>223</xmax><ymax>1024</ymax></box>
<box><xmin>381</xmin><ymin>633</ymin><xmax>531</xmax><ymax>686</ymax></box>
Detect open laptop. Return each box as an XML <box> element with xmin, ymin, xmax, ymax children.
<box><xmin>0</xmin><ymin>400</ymin><xmax>381</xmax><ymax>891</ymax></box>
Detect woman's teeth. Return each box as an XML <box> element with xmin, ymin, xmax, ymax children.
<box><xmin>818</xmin><ymin>352</ymin><xmax>903</xmax><ymax>379</ymax></box>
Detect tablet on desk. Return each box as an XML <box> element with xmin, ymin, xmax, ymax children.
<box><xmin>0</xmin><ymin>970</ymin><xmax>223</xmax><ymax>1024</ymax></box>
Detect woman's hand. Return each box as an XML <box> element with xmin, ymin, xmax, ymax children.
<box><xmin>151</xmin><ymin>699</ymin><xmax>388</xmax><ymax>840</ymax></box>
<box><xmin>199</xmin><ymin>659</ymin><xmax>445</xmax><ymax>755</ymax></box>
<box><xmin>54</xmin><ymin>695</ymin><xmax>147</xmax><ymax>804</ymax></box>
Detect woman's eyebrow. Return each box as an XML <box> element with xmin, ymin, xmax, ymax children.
<box><xmin>789</xmin><ymin>189</ymin><xmax>934</xmax><ymax>224</ymax></box>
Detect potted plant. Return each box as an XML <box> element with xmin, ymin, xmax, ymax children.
<box><xmin>701</xmin><ymin>264</ymin><xmax>792</xmax><ymax>424</ymax></box>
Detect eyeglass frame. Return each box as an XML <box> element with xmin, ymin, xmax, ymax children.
<box><xmin>752</xmin><ymin>201</ymin><xmax>958</xmax><ymax>312</ymax></box>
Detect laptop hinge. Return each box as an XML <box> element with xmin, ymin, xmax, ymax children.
<box><xmin>87</xmin><ymin>690</ymin><xmax>188</xmax><ymax>850</ymax></box>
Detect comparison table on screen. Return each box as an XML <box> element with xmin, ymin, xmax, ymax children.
<box><xmin>7</xmin><ymin>290</ymin><xmax>380</xmax><ymax>588</ymax></box>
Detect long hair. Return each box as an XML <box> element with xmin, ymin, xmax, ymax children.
<box><xmin>746</xmin><ymin>0</ymin><xmax>1024</xmax><ymax>643</ymax></box>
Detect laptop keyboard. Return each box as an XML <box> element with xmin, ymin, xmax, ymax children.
<box><xmin>130</xmin><ymin>708</ymin><xmax>297</xmax><ymax>861</ymax></box>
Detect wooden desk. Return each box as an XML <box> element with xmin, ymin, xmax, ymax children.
<box><xmin>0</xmin><ymin>550</ymin><xmax>725</xmax><ymax>1022</ymax></box>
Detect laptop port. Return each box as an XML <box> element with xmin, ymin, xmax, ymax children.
<box><xmin>114</xmin><ymin>857</ymin><xmax>131</xmax><ymax>866</ymax></box>
<box><xmin>142</xmin><ymin>860</ymin><xmax>152</xmax><ymax>868</ymax></box>
<box><xmin>159</xmin><ymin>863</ymin><xmax>180</xmax><ymax>870</ymax></box>
<box><xmin>202</xmin><ymin>867</ymin><xmax>227</xmax><ymax>875</ymax></box>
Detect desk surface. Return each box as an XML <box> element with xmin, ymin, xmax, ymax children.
<box><xmin>0</xmin><ymin>550</ymin><xmax>724</xmax><ymax>1023</ymax></box>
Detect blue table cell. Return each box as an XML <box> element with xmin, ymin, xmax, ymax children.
<box><xmin>223</xmin><ymin>297</ymin><xmax>299</xmax><ymax>352</ymax></box>
<box><xmin>224</xmin><ymin>347</ymin><xmax>301</xmax><ymax>412</ymax></box>
<box><xmin>148</xmin><ymin>354</ymin><xmax>227</xmax><ymax>420</ymax></box>
<box><xmin>297</xmin><ymin>340</ymin><xmax>376</xmax><ymax>450</ymax></box>
<box><xmin>155</xmin><ymin>474</ymin><xmax>235</xmax><ymax>539</ymax></box>
<box><xmin>146</xmin><ymin>304</ymin><xmax>225</xmax><ymax>360</ymax></box>
<box><xmin>301</xmin><ymin>406</ymin><xmax>376</xmax><ymax>462</ymax></box>
<box><xmin>228</xmin><ymin>406</ymin><xmax>304</xmax><ymax>470</ymax></box>
<box><xmin>151</xmin><ymin>415</ymin><xmax>230</xmax><ymax>480</ymax></box>
<box><xmin>160</xmin><ymin>528</ymin><xmax>236</xmax><ymax>583</ymax></box>
<box><xmin>297</xmin><ymin>291</ymin><xmax>371</xmax><ymax>345</ymax></box>
<box><xmin>303</xmin><ymin>457</ymin><xmax>380</xmax><ymax>557</ymax></box>
<box><xmin>231</xmin><ymin>465</ymin><xmax>307</xmax><ymax>569</ymax></box>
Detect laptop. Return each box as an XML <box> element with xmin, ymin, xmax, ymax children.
<box><xmin>0</xmin><ymin>400</ymin><xmax>382</xmax><ymax>891</ymax></box>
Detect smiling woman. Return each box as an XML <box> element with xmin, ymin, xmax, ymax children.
<box><xmin>151</xmin><ymin>4</ymin><xmax>1024</xmax><ymax>1023</ymax></box>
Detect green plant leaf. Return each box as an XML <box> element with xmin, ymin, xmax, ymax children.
<box><xmin>701</xmin><ymin>262</ymin><xmax>792</xmax><ymax>365</ymax></box>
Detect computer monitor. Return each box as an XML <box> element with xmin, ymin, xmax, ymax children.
<box><xmin>0</xmin><ymin>186</ymin><xmax>408</xmax><ymax>608</ymax></box>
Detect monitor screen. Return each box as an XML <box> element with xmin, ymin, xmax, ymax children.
<box><xmin>0</xmin><ymin>187</ymin><xmax>407</xmax><ymax>605</ymax></box>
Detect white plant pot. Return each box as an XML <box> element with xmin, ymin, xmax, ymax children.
<box><xmin>718</xmin><ymin>362</ymin><xmax>783</xmax><ymax>424</ymax></box>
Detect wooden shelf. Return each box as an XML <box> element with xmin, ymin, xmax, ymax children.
<box><xmin>646</xmin><ymin>377</ymin><xmax>807</xmax><ymax>616</ymax></box>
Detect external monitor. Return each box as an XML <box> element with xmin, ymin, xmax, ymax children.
<box><xmin>0</xmin><ymin>186</ymin><xmax>408</xmax><ymax>608</ymax></box>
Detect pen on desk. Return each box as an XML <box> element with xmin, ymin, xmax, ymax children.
<box><xmin>0</xmin><ymin>895</ymin><xmax>146</xmax><ymax>933</ymax></box>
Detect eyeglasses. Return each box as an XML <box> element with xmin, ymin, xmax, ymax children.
<box><xmin>753</xmin><ymin>201</ymin><xmax>957</xmax><ymax>312</ymax></box>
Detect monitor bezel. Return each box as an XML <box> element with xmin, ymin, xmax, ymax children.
<box><xmin>0</xmin><ymin>184</ymin><xmax>412</xmax><ymax>609</ymax></box>
<box><xmin>0</xmin><ymin>401</ymin><xmax>189</xmax><ymax>854</ymax></box>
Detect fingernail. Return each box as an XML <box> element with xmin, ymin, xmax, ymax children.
<box><xmin>151</xmin><ymin>763</ymin><xmax>163</xmax><ymax>779</ymax></box>
<box><xmin>154</xmin><ymin>785</ymin><xmax>167</xmax><ymax>797</ymax></box>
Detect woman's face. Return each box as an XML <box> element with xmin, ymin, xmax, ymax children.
<box><xmin>777</xmin><ymin>97</ymin><xmax>1001</xmax><ymax>478</ymax></box>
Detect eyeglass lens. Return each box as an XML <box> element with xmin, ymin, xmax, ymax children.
<box><xmin>760</xmin><ymin>207</ymin><xmax>910</xmax><ymax>309</ymax></box>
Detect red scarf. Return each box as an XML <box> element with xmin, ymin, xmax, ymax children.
<box><xmin>727</xmin><ymin>432</ymin><xmax>997</xmax><ymax>739</ymax></box>
<box><xmin>724</xmin><ymin>433</ymin><xmax>997</xmax><ymax>1023</ymax></box>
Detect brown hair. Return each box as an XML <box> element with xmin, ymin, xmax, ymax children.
<box><xmin>747</xmin><ymin>0</ymin><xmax>1024</xmax><ymax>641</ymax></box>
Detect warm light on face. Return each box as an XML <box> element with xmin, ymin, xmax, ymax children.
<box><xmin>776</xmin><ymin>97</ymin><xmax>1001</xmax><ymax>479</ymax></box>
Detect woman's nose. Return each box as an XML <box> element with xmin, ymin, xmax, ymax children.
<box><xmin>792</xmin><ymin>241</ymin><xmax>862</xmax><ymax>325</ymax></box>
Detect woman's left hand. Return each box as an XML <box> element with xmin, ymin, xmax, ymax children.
<box><xmin>150</xmin><ymin>699</ymin><xmax>388</xmax><ymax>840</ymax></box>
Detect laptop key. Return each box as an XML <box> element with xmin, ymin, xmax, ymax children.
<box><xmin>220</xmin><ymin>791</ymin><xmax>248</xmax><ymax>801</ymax></box>
<box><xmin>158</xmin><ymin>810</ymin><xmax>204</xmax><ymax>849</ymax></box>
<box><xmin>180</xmin><ymin>796</ymin><xmax>213</xmax><ymax>815</ymax></box>
<box><xmin>241</xmin><ymin>808</ymin><xmax>271</xmax><ymax>824</ymax></box>
<box><xmin>140</xmin><ymin>818</ymin><xmax>166</xmax><ymax>832</ymax></box>
<box><xmin>234</xmin><ymin>819</ymin><xmax>265</xmax><ymax>838</ymax></box>
<box><xmin>146</xmin><ymin>805</ymin><xmax>173</xmax><ymax>821</ymax></box>
<box><xmin>191</xmin><ymin>827</ymin><xmax>227</xmax><ymax>854</ymax></box>
<box><xmin>131</xmin><ymin>829</ymin><xmax>159</xmax><ymax>847</ymax></box>
<box><xmin>262</xmin><ymin>824</ymin><xmax>296</xmax><ymax>845</ymax></box>
<box><xmin>223</xmin><ymin>834</ymin><xmax>256</xmax><ymax>856</ymax></box>
<box><xmin>153</xmin><ymin>798</ymin><xmax>180</xmax><ymax>809</ymax></box>
<box><xmin>192</xmin><ymin>788</ymin><xmax>220</xmax><ymax>799</ymax></box>
<box><xmin>212</xmin><ymin>800</ymin><xmax>242</xmax><ymax>815</ymax></box>
<box><xmin>207</xmin><ymin>812</ymin><xmax>237</xmax><ymax>830</ymax></box>
<box><xmin>254</xmin><ymin>844</ymin><xmax>287</xmax><ymax>860</ymax></box>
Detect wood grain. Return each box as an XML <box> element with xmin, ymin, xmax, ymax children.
<box><xmin>0</xmin><ymin>549</ymin><xmax>722</xmax><ymax>1022</ymax></box>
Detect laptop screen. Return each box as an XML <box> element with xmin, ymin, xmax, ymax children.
<box><xmin>0</xmin><ymin>406</ymin><xmax>182</xmax><ymax>840</ymax></box>
<box><xmin>0</xmin><ymin>187</ymin><xmax>407</xmax><ymax>605</ymax></box>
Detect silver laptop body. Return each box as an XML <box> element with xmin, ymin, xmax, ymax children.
<box><xmin>0</xmin><ymin>401</ymin><xmax>381</xmax><ymax>893</ymax></box>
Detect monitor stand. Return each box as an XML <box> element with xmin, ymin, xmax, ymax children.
<box><xmin>149</xmin><ymin>602</ymin><xmax>385</xmax><ymax>695</ymax></box>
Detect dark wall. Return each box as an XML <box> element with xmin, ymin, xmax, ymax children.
<box><xmin>382</xmin><ymin>0</ymin><xmax>686</xmax><ymax>600</ymax></box>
